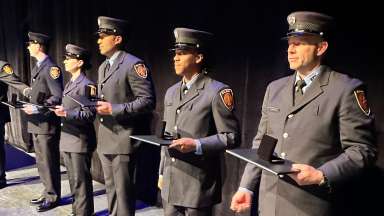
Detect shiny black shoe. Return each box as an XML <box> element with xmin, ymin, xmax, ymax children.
<box><xmin>0</xmin><ymin>182</ymin><xmax>6</xmax><ymax>189</ymax></box>
<box><xmin>36</xmin><ymin>200</ymin><xmax>58</xmax><ymax>212</ymax></box>
<box><xmin>30</xmin><ymin>195</ymin><xmax>45</xmax><ymax>205</ymax></box>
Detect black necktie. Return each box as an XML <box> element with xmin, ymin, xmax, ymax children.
<box><xmin>103</xmin><ymin>61</ymin><xmax>110</xmax><ymax>78</ymax></box>
<box><xmin>294</xmin><ymin>79</ymin><xmax>306</xmax><ymax>105</ymax></box>
<box><xmin>180</xmin><ymin>83</ymin><xmax>188</xmax><ymax>100</ymax></box>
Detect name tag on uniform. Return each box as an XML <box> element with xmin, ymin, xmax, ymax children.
<box><xmin>267</xmin><ymin>106</ymin><xmax>280</xmax><ymax>112</ymax></box>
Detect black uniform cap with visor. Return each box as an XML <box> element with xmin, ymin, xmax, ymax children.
<box><xmin>96</xmin><ymin>16</ymin><xmax>129</xmax><ymax>36</ymax></box>
<box><xmin>284</xmin><ymin>11</ymin><xmax>333</xmax><ymax>40</ymax></box>
<box><xmin>64</xmin><ymin>44</ymin><xmax>89</xmax><ymax>60</ymax></box>
<box><xmin>27</xmin><ymin>31</ymin><xmax>51</xmax><ymax>45</ymax></box>
<box><xmin>171</xmin><ymin>27</ymin><xmax>213</xmax><ymax>52</ymax></box>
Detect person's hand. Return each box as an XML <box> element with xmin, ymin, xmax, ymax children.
<box><xmin>288</xmin><ymin>164</ymin><xmax>324</xmax><ymax>186</ymax></box>
<box><xmin>230</xmin><ymin>190</ymin><xmax>252</xmax><ymax>213</ymax></box>
<box><xmin>96</xmin><ymin>101</ymin><xmax>112</xmax><ymax>115</ymax></box>
<box><xmin>158</xmin><ymin>175</ymin><xmax>163</xmax><ymax>190</ymax></box>
<box><xmin>169</xmin><ymin>138</ymin><xmax>196</xmax><ymax>153</ymax></box>
<box><xmin>52</xmin><ymin>105</ymin><xmax>66</xmax><ymax>117</ymax></box>
<box><xmin>22</xmin><ymin>104</ymin><xmax>39</xmax><ymax>115</ymax></box>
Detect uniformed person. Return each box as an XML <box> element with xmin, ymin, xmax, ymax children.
<box><xmin>22</xmin><ymin>31</ymin><xmax>63</xmax><ymax>212</ymax></box>
<box><xmin>0</xmin><ymin>60</ymin><xmax>31</xmax><ymax>189</ymax></box>
<box><xmin>52</xmin><ymin>44</ymin><xmax>96</xmax><ymax>216</ymax></box>
<box><xmin>158</xmin><ymin>28</ymin><xmax>240</xmax><ymax>216</ymax></box>
<box><xmin>230</xmin><ymin>11</ymin><xmax>377</xmax><ymax>216</ymax></box>
<box><xmin>95</xmin><ymin>16</ymin><xmax>156</xmax><ymax>216</ymax></box>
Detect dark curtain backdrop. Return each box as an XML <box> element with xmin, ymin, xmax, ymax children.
<box><xmin>1</xmin><ymin>0</ymin><xmax>384</xmax><ymax>215</ymax></box>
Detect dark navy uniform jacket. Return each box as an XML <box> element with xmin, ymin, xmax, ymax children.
<box><xmin>240</xmin><ymin>66</ymin><xmax>377</xmax><ymax>216</ymax></box>
<box><xmin>97</xmin><ymin>50</ymin><xmax>156</xmax><ymax>154</ymax></box>
<box><xmin>60</xmin><ymin>73</ymin><xmax>96</xmax><ymax>153</ymax></box>
<box><xmin>0</xmin><ymin>60</ymin><xmax>30</xmax><ymax>122</ymax></box>
<box><xmin>28</xmin><ymin>57</ymin><xmax>63</xmax><ymax>134</ymax></box>
<box><xmin>159</xmin><ymin>74</ymin><xmax>240</xmax><ymax>208</ymax></box>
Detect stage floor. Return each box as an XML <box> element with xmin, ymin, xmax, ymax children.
<box><xmin>0</xmin><ymin>144</ymin><xmax>163</xmax><ymax>216</ymax></box>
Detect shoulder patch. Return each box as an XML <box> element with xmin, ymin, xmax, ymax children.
<box><xmin>50</xmin><ymin>67</ymin><xmax>61</xmax><ymax>79</ymax></box>
<box><xmin>354</xmin><ymin>90</ymin><xmax>370</xmax><ymax>116</ymax></box>
<box><xmin>220</xmin><ymin>88</ymin><xmax>234</xmax><ymax>111</ymax></box>
<box><xmin>134</xmin><ymin>63</ymin><xmax>148</xmax><ymax>78</ymax></box>
<box><xmin>2</xmin><ymin>65</ymin><xmax>13</xmax><ymax>75</ymax></box>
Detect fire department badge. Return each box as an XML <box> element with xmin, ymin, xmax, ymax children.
<box><xmin>50</xmin><ymin>67</ymin><xmax>61</xmax><ymax>79</ymax></box>
<box><xmin>2</xmin><ymin>65</ymin><xmax>13</xmax><ymax>75</ymax></box>
<box><xmin>220</xmin><ymin>88</ymin><xmax>234</xmax><ymax>111</ymax></box>
<box><xmin>287</xmin><ymin>15</ymin><xmax>296</xmax><ymax>25</ymax></box>
<box><xmin>354</xmin><ymin>90</ymin><xmax>370</xmax><ymax>116</ymax></box>
<box><xmin>134</xmin><ymin>64</ymin><xmax>148</xmax><ymax>78</ymax></box>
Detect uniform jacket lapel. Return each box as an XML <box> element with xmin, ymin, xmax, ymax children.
<box><xmin>98</xmin><ymin>60</ymin><xmax>108</xmax><ymax>82</ymax></box>
<box><xmin>32</xmin><ymin>57</ymin><xmax>49</xmax><ymax>79</ymax></box>
<box><xmin>177</xmin><ymin>74</ymin><xmax>206</xmax><ymax>109</ymax></box>
<box><xmin>288</xmin><ymin>66</ymin><xmax>331</xmax><ymax>114</ymax></box>
<box><xmin>31</xmin><ymin>66</ymin><xmax>38</xmax><ymax>80</ymax></box>
<box><xmin>174</xmin><ymin>81</ymin><xmax>182</xmax><ymax>105</ymax></box>
<box><xmin>281</xmin><ymin>74</ymin><xmax>296</xmax><ymax>108</ymax></box>
<box><xmin>64</xmin><ymin>73</ymin><xmax>85</xmax><ymax>95</ymax></box>
<box><xmin>100</xmin><ymin>51</ymin><xmax>124</xmax><ymax>84</ymax></box>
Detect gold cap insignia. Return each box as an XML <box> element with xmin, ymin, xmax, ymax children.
<box><xmin>288</xmin><ymin>15</ymin><xmax>296</xmax><ymax>25</ymax></box>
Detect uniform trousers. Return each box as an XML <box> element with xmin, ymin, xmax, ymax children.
<box><xmin>98</xmin><ymin>153</ymin><xmax>136</xmax><ymax>216</ymax></box>
<box><xmin>33</xmin><ymin>133</ymin><xmax>61</xmax><ymax>202</ymax></box>
<box><xmin>63</xmin><ymin>152</ymin><xmax>94</xmax><ymax>216</ymax></box>
<box><xmin>163</xmin><ymin>199</ymin><xmax>212</xmax><ymax>216</ymax></box>
<box><xmin>0</xmin><ymin>122</ymin><xmax>6</xmax><ymax>185</ymax></box>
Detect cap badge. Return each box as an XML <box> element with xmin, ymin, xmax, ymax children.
<box><xmin>288</xmin><ymin>15</ymin><xmax>296</xmax><ymax>25</ymax></box>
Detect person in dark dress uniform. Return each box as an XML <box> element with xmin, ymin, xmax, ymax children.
<box><xmin>231</xmin><ymin>11</ymin><xmax>377</xmax><ymax>216</ymax></box>
<box><xmin>94</xmin><ymin>16</ymin><xmax>156</xmax><ymax>216</ymax></box>
<box><xmin>22</xmin><ymin>31</ymin><xmax>63</xmax><ymax>212</ymax></box>
<box><xmin>158</xmin><ymin>27</ymin><xmax>240</xmax><ymax>216</ymax></box>
<box><xmin>0</xmin><ymin>60</ymin><xmax>31</xmax><ymax>189</ymax></box>
<box><xmin>53</xmin><ymin>44</ymin><xmax>96</xmax><ymax>216</ymax></box>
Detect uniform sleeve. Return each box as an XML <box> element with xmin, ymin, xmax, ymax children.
<box><xmin>0</xmin><ymin>64</ymin><xmax>30</xmax><ymax>93</ymax></box>
<box><xmin>159</xmin><ymin>91</ymin><xmax>170</xmax><ymax>175</ymax></box>
<box><xmin>44</xmin><ymin>66</ymin><xmax>63</xmax><ymax>105</ymax></box>
<box><xmin>318</xmin><ymin>80</ymin><xmax>377</xmax><ymax>185</ymax></box>
<box><xmin>159</xmin><ymin>146</ymin><xmax>166</xmax><ymax>175</ymax></box>
<box><xmin>111</xmin><ymin>63</ymin><xmax>156</xmax><ymax>117</ymax></box>
<box><xmin>239</xmin><ymin>84</ymin><xmax>270</xmax><ymax>191</ymax></box>
<box><xmin>198</xmin><ymin>87</ymin><xmax>240</xmax><ymax>154</ymax></box>
<box><xmin>66</xmin><ymin>82</ymin><xmax>96</xmax><ymax>122</ymax></box>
